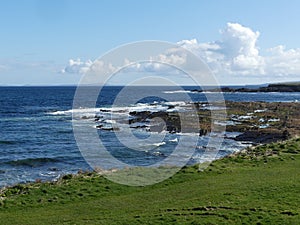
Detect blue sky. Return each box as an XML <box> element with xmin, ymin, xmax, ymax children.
<box><xmin>1</xmin><ymin>0</ymin><xmax>300</xmax><ymax>85</ymax></box>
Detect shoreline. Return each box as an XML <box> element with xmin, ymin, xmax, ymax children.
<box><xmin>0</xmin><ymin>134</ymin><xmax>298</xmax><ymax>191</ymax></box>
<box><xmin>124</xmin><ymin>100</ymin><xmax>300</xmax><ymax>143</ymax></box>
<box><xmin>0</xmin><ymin>137</ymin><xmax>299</xmax><ymax>224</ymax></box>
<box><xmin>1</xmin><ymin>100</ymin><xmax>299</xmax><ymax>188</ymax></box>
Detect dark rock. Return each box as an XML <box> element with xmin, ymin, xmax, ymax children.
<box><xmin>191</xmin><ymin>89</ymin><xmax>202</xmax><ymax>92</ymax></box>
<box><xmin>130</xmin><ymin>125</ymin><xmax>148</xmax><ymax>129</ymax></box>
<box><xmin>100</xmin><ymin>109</ymin><xmax>110</xmax><ymax>112</ymax></box>
<box><xmin>96</xmin><ymin>124</ymin><xmax>103</xmax><ymax>129</ymax></box>
<box><xmin>94</xmin><ymin>115</ymin><xmax>103</xmax><ymax>121</ymax></box>
<box><xmin>148</xmin><ymin>111</ymin><xmax>168</xmax><ymax>119</ymax></box>
<box><xmin>199</xmin><ymin>129</ymin><xmax>208</xmax><ymax>136</ymax></box>
<box><xmin>234</xmin><ymin>130</ymin><xmax>290</xmax><ymax>144</ymax></box>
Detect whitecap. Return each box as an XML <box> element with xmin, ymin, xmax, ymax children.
<box><xmin>163</xmin><ymin>90</ymin><xmax>192</xmax><ymax>94</ymax></box>
<box><xmin>104</xmin><ymin>119</ymin><xmax>116</xmax><ymax>124</ymax></box>
<box><xmin>144</xmin><ymin>141</ymin><xmax>166</xmax><ymax>147</ymax></box>
<box><xmin>169</xmin><ymin>138</ymin><xmax>178</xmax><ymax>143</ymax></box>
<box><xmin>163</xmin><ymin>101</ymin><xmax>187</xmax><ymax>106</ymax></box>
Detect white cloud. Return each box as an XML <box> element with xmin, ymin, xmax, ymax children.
<box><xmin>265</xmin><ymin>45</ymin><xmax>300</xmax><ymax>76</ymax></box>
<box><xmin>177</xmin><ymin>23</ymin><xmax>300</xmax><ymax>78</ymax></box>
<box><xmin>61</xmin><ymin>59</ymin><xmax>93</xmax><ymax>74</ymax></box>
<box><xmin>63</xmin><ymin>51</ymin><xmax>187</xmax><ymax>76</ymax></box>
<box><xmin>222</xmin><ymin>23</ymin><xmax>264</xmax><ymax>73</ymax></box>
<box><xmin>157</xmin><ymin>48</ymin><xmax>187</xmax><ymax>66</ymax></box>
<box><xmin>176</xmin><ymin>23</ymin><xmax>265</xmax><ymax>76</ymax></box>
<box><xmin>62</xmin><ymin>23</ymin><xmax>300</xmax><ymax>82</ymax></box>
<box><xmin>123</xmin><ymin>47</ymin><xmax>188</xmax><ymax>73</ymax></box>
<box><xmin>220</xmin><ymin>22</ymin><xmax>260</xmax><ymax>59</ymax></box>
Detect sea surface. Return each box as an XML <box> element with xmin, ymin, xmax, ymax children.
<box><xmin>0</xmin><ymin>86</ymin><xmax>299</xmax><ymax>187</ymax></box>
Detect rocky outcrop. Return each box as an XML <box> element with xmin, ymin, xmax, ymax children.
<box><xmin>94</xmin><ymin>100</ymin><xmax>300</xmax><ymax>145</ymax></box>
<box><xmin>233</xmin><ymin>130</ymin><xmax>290</xmax><ymax>144</ymax></box>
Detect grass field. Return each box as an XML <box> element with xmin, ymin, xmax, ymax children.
<box><xmin>1</xmin><ymin>138</ymin><xmax>300</xmax><ymax>224</ymax></box>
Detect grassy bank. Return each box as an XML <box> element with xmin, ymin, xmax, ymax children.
<box><xmin>1</xmin><ymin>138</ymin><xmax>300</xmax><ymax>224</ymax></box>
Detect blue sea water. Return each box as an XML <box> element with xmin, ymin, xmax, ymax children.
<box><xmin>0</xmin><ymin>86</ymin><xmax>299</xmax><ymax>187</ymax></box>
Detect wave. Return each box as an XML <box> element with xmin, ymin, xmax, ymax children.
<box><xmin>144</xmin><ymin>141</ymin><xmax>166</xmax><ymax>148</ymax></box>
<box><xmin>0</xmin><ymin>140</ymin><xmax>18</xmax><ymax>145</ymax></box>
<box><xmin>48</xmin><ymin>108</ymin><xmax>100</xmax><ymax>116</ymax></box>
<box><xmin>153</xmin><ymin>141</ymin><xmax>166</xmax><ymax>147</ymax></box>
<box><xmin>164</xmin><ymin>101</ymin><xmax>187</xmax><ymax>106</ymax></box>
<box><xmin>57</xmin><ymin>129</ymin><xmax>73</xmax><ymax>134</ymax></box>
<box><xmin>177</xmin><ymin>132</ymin><xmax>199</xmax><ymax>136</ymax></box>
<box><xmin>169</xmin><ymin>138</ymin><xmax>178</xmax><ymax>143</ymax></box>
<box><xmin>104</xmin><ymin>119</ymin><xmax>116</xmax><ymax>124</ymax></box>
<box><xmin>48</xmin><ymin>101</ymin><xmax>190</xmax><ymax>119</ymax></box>
<box><xmin>5</xmin><ymin>157</ymin><xmax>61</xmax><ymax>167</ymax></box>
<box><xmin>163</xmin><ymin>90</ymin><xmax>192</xmax><ymax>94</ymax></box>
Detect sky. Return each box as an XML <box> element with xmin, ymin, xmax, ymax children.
<box><xmin>1</xmin><ymin>0</ymin><xmax>300</xmax><ymax>85</ymax></box>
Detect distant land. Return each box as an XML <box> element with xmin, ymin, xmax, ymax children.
<box><xmin>194</xmin><ymin>81</ymin><xmax>300</xmax><ymax>93</ymax></box>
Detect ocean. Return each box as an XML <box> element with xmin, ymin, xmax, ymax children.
<box><xmin>0</xmin><ymin>86</ymin><xmax>299</xmax><ymax>187</ymax></box>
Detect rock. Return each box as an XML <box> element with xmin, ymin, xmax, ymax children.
<box><xmin>96</xmin><ymin>124</ymin><xmax>120</xmax><ymax>131</ymax></box>
<box><xmin>199</xmin><ymin>129</ymin><xmax>208</xmax><ymax>136</ymax></box>
<box><xmin>234</xmin><ymin>130</ymin><xmax>290</xmax><ymax>144</ymax></box>
<box><xmin>96</xmin><ymin>124</ymin><xmax>103</xmax><ymax>129</ymax></box>
<box><xmin>130</xmin><ymin>124</ymin><xmax>148</xmax><ymax>129</ymax></box>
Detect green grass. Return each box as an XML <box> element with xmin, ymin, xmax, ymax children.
<box><xmin>1</xmin><ymin>138</ymin><xmax>300</xmax><ymax>224</ymax></box>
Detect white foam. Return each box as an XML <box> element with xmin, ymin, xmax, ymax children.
<box><xmin>163</xmin><ymin>90</ymin><xmax>192</xmax><ymax>94</ymax></box>
<box><xmin>237</xmin><ymin>115</ymin><xmax>254</xmax><ymax>120</ymax></box>
<box><xmin>49</xmin><ymin>101</ymin><xmax>191</xmax><ymax>119</ymax></box>
<box><xmin>214</xmin><ymin>120</ymin><xmax>237</xmax><ymax>126</ymax></box>
<box><xmin>129</xmin><ymin>104</ymin><xmax>169</xmax><ymax>113</ymax></box>
<box><xmin>268</xmin><ymin>118</ymin><xmax>280</xmax><ymax>122</ymax></box>
<box><xmin>259</xmin><ymin>124</ymin><xmax>270</xmax><ymax>129</ymax></box>
<box><xmin>143</xmin><ymin>141</ymin><xmax>166</xmax><ymax>147</ymax></box>
<box><xmin>49</xmin><ymin>111</ymin><xmax>68</xmax><ymax>115</ymax></box>
<box><xmin>202</xmin><ymin>105</ymin><xmax>227</xmax><ymax>110</ymax></box>
<box><xmin>169</xmin><ymin>138</ymin><xmax>178</xmax><ymax>143</ymax></box>
<box><xmin>104</xmin><ymin>119</ymin><xmax>116</xmax><ymax>124</ymax></box>
<box><xmin>153</xmin><ymin>141</ymin><xmax>166</xmax><ymax>147</ymax></box>
<box><xmin>49</xmin><ymin>108</ymin><xmax>100</xmax><ymax>116</ymax></box>
<box><xmin>164</xmin><ymin>101</ymin><xmax>187</xmax><ymax>106</ymax></box>
<box><xmin>177</xmin><ymin>132</ymin><xmax>199</xmax><ymax>136</ymax></box>
<box><xmin>224</xmin><ymin>132</ymin><xmax>242</xmax><ymax>138</ymax></box>
<box><xmin>254</xmin><ymin>109</ymin><xmax>267</xmax><ymax>113</ymax></box>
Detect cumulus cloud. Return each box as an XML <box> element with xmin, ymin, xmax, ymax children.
<box><xmin>265</xmin><ymin>45</ymin><xmax>300</xmax><ymax>76</ymax></box>
<box><xmin>62</xmin><ymin>23</ymin><xmax>300</xmax><ymax>81</ymax></box>
<box><xmin>221</xmin><ymin>23</ymin><xmax>264</xmax><ymax>73</ymax></box>
<box><xmin>177</xmin><ymin>23</ymin><xmax>265</xmax><ymax>75</ymax></box>
<box><xmin>178</xmin><ymin>23</ymin><xmax>300</xmax><ymax>78</ymax></box>
<box><xmin>61</xmin><ymin>59</ymin><xmax>93</xmax><ymax>74</ymax></box>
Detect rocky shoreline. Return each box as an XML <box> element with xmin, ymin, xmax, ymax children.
<box><xmin>97</xmin><ymin>101</ymin><xmax>300</xmax><ymax>145</ymax></box>
<box><xmin>225</xmin><ymin>101</ymin><xmax>300</xmax><ymax>144</ymax></box>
